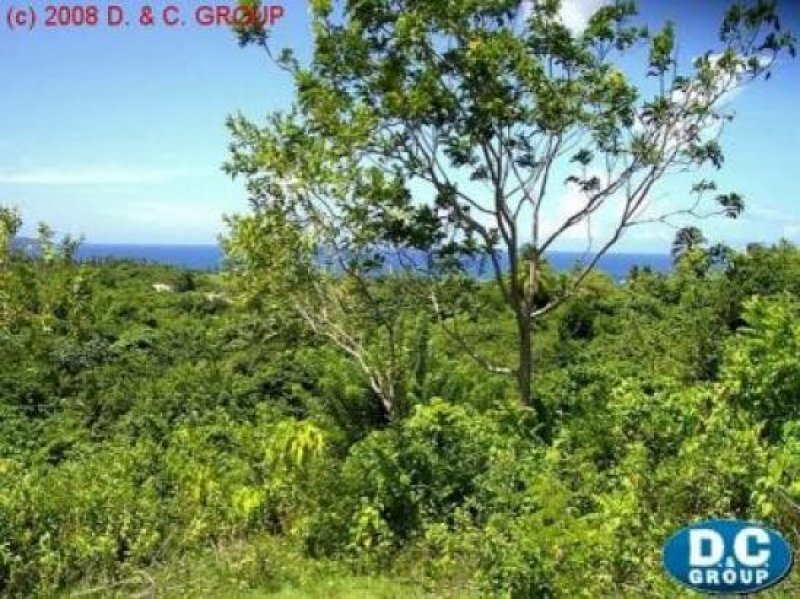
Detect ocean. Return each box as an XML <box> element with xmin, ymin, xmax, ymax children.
<box><xmin>76</xmin><ymin>244</ymin><xmax>672</xmax><ymax>281</ymax></box>
<box><xmin>77</xmin><ymin>244</ymin><xmax>223</xmax><ymax>271</ymax></box>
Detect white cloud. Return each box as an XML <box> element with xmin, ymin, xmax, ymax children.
<box><xmin>783</xmin><ymin>225</ymin><xmax>800</xmax><ymax>240</ymax></box>
<box><xmin>748</xmin><ymin>205</ymin><xmax>800</xmax><ymax>225</ymax></box>
<box><xmin>539</xmin><ymin>169</ymin><xmax>624</xmax><ymax>248</ymax></box>
<box><xmin>0</xmin><ymin>166</ymin><xmax>185</xmax><ymax>186</ymax></box>
<box><xmin>518</xmin><ymin>0</ymin><xmax>610</xmax><ymax>33</ymax></box>
<box><xmin>110</xmin><ymin>200</ymin><xmax>223</xmax><ymax>231</ymax></box>
<box><xmin>540</xmin><ymin>184</ymin><xmax>593</xmax><ymax>243</ymax></box>
<box><xmin>558</xmin><ymin>0</ymin><xmax>609</xmax><ymax>33</ymax></box>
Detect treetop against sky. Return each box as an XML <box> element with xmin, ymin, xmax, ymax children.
<box><xmin>0</xmin><ymin>0</ymin><xmax>797</xmax><ymax>249</ymax></box>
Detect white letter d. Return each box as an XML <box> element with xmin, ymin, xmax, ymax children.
<box><xmin>689</xmin><ymin>529</ymin><xmax>725</xmax><ymax>567</ymax></box>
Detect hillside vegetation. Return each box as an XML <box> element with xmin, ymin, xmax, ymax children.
<box><xmin>3</xmin><ymin>219</ymin><xmax>800</xmax><ymax>596</ymax></box>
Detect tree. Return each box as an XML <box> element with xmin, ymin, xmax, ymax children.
<box><xmin>226</xmin><ymin>0</ymin><xmax>794</xmax><ymax>432</ymax></box>
<box><xmin>0</xmin><ymin>205</ymin><xmax>22</xmax><ymax>269</ymax></box>
<box><xmin>671</xmin><ymin>226</ymin><xmax>706</xmax><ymax>262</ymax></box>
<box><xmin>224</xmin><ymin>206</ymin><xmax>434</xmax><ymax>421</ymax></box>
<box><xmin>1</xmin><ymin>206</ymin><xmax>23</xmax><ymax>328</ymax></box>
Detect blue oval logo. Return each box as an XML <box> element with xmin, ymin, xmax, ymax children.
<box><xmin>663</xmin><ymin>519</ymin><xmax>793</xmax><ymax>594</ymax></box>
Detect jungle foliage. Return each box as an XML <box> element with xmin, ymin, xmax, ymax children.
<box><xmin>3</xmin><ymin>207</ymin><xmax>800</xmax><ymax>596</ymax></box>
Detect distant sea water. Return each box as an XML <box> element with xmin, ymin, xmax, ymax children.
<box><xmin>76</xmin><ymin>244</ymin><xmax>672</xmax><ymax>281</ymax></box>
<box><xmin>77</xmin><ymin>244</ymin><xmax>223</xmax><ymax>271</ymax></box>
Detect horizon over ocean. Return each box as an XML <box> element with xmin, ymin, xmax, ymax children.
<box><xmin>74</xmin><ymin>243</ymin><xmax>672</xmax><ymax>281</ymax></box>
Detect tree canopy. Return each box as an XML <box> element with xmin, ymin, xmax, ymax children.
<box><xmin>226</xmin><ymin>0</ymin><xmax>795</xmax><ymax>431</ymax></box>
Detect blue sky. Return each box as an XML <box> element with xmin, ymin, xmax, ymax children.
<box><xmin>1</xmin><ymin>0</ymin><xmax>798</xmax><ymax>251</ymax></box>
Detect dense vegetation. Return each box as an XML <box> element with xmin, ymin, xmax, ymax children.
<box><xmin>3</xmin><ymin>210</ymin><xmax>800</xmax><ymax>596</ymax></box>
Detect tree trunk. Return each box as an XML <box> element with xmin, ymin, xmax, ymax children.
<box><xmin>516</xmin><ymin>311</ymin><xmax>551</xmax><ymax>442</ymax></box>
